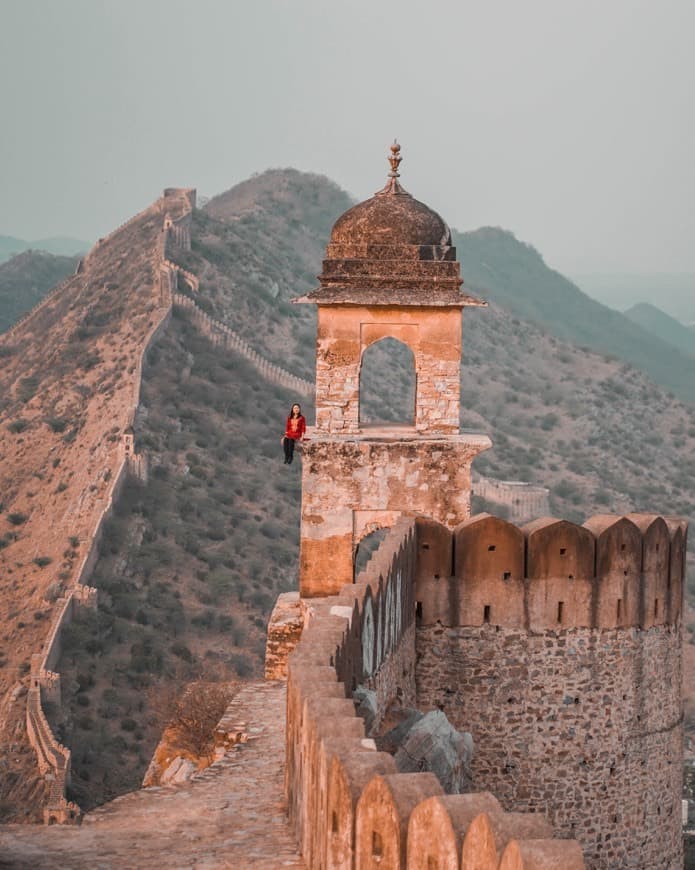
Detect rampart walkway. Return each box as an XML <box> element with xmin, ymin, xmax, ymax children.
<box><xmin>0</xmin><ymin>682</ymin><xmax>303</xmax><ymax>869</ymax></box>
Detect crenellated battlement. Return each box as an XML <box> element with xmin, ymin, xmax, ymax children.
<box><xmin>273</xmin><ymin>508</ymin><xmax>686</xmax><ymax>868</ymax></box>
<box><xmin>282</xmin><ymin>520</ymin><xmax>588</xmax><ymax>868</ymax></box>
<box><xmin>415</xmin><ymin>512</ymin><xmax>685</xmax><ymax>632</ymax></box>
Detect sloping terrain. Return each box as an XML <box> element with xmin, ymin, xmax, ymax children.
<box><xmin>455</xmin><ymin>228</ymin><xmax>695</xmax><ymax>403</ymax></box>
<box><xmin>624</xmin><ymin>302</ymin><xmax>694</xmax><ymax>357</ymax></box>
<box><xmin>50</xmin><ymin>312</ymin><xmax>307</xmax><ymax>809</ymax></box>
<box><xmin>0</xmin><ymin>251</ymin><xmax>79</xmax><ymax>332</ymax></box>
<box><xmin>2</xmin><ymin>169</ymin><xmax>694</xmax><ymax>820</ymax></box>
<box><xmin>0</xmin><ymin>190</ymin><xmax>190</xmax><ymax>820</ymax></box>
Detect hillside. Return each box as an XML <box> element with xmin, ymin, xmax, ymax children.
<box><xmin>455</xmin><ymin>228</ymin><xmax>695</xmax><ymax>403</ymax></box>
<box><xmin>2</xmin><ymin>169</ymin><xmax>694</xmax><ymax>819</ymax></box>
<box><xmin>0</xmin><ymin>251</ymin><xmax>79</xmax><ymax>332</ymax></box>
<box><xmin>624</xmin><ymin>302</ymin><xmax>694</xmax><ymax>357</ymax></box>
<box><xmin>0</xmin><ymin>235</ymin><xmax>89</xmax><ymax>264</ymax></box>
<box><xmin>0</xmin><ymin>189</ymin><xmax>191</xmax><ymax>820</ymax></box>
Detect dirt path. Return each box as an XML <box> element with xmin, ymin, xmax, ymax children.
<box><xmin>0</xmin><ymin>681</ymin><xmax>304</xmax><ymax>869</ymax></box>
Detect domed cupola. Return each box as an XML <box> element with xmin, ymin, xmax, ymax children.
<box><xmin>296</xmin><ymin>143</ymin><xmax>482</xmax><ymax>306</ymax></box>
<box><xmin>329</xmin><ymin>143</ymin><xmax>452</xmax><ymax>248</ymax></box>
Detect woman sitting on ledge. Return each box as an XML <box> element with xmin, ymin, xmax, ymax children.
<box><xmin>282</xmin><ymin>403</ymin><xmax>306</xmax><ymax>465</ymax></box>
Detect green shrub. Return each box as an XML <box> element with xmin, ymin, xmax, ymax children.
<box><xmin>46</xmin><ymin>417</ymin><xmax>68</xmax><ymax>433</ymax></box>
<box><xmin>17</xmin><ymin>376</ymin><xmax>39</xmax><ymax>402</ymax></box>
<box><xmin>171</xmin><ymin>642</ymin><xmax>193</xmax><ymax>662</ymax></box>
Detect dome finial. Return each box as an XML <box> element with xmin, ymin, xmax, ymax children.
<box><xmin>377</xmin><ymin>140</ymin><xmax>407</xmax><ymax>196</ymax></box>
<box><xmin>388</xmin><ymin>140</ymin><xmax>402</xmax><ymax>178</ymax></box>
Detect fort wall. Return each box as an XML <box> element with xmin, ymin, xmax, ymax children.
<box><xmin>283</xmin><ymin>519</ymin><xmax>586</xmax><ymax>869</ymax></box>
<box><xmin>173</xmin><ymin>293</ymin><xmax>313</xmax><ymax>397</ymax></box>
<box><xmin>278</xmin><ymin>511</ymin><xmax>685</xmax><ymax>868</ymax></box>
<box><xmin>411</xmin><ymin>512</ymin><xmax>686</xmax><ymax>869</ymax></box>
<box><xmin>471</xmin><ymin>473</ymin><xmax>550</xmax><ymax>522</ymax></box>
<box><xmin>23</xmin><ymin>195</ymin><xmax>186</xmax><ymax>824</ymax></box>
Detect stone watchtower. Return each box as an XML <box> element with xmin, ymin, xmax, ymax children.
<box><xmin>295</xmin><ymin>144</ymin><xmax>490</xmax><ymax>597</ymax></box>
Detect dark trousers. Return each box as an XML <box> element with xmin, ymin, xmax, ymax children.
<box><xmin>283</xmin><ymin>436</ymin><xmax>296</xmax><ymax>464</ymax></box>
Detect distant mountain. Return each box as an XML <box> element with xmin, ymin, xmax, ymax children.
<box><xmin>0</xmin><ymin>250</ymin><xmax>79</xmax><ymax>332</ymax></box>
<box><xmin>455</xmin><ymin>228</ymin><xmax>695</xmax><ymax>404</ymax></box>
<box><xmin>624</xmin><ymin>303</ymin><xmax>694</xmax><ymax>357</ymax></box>
<box><xmin>572</xmin><ymin>272</ymin><xmax>695</xmax><ymax>323</ymax></box>
<box><xmin>0</xmin><ymin>234</ymin><xmax>90</xmax><ymax>264</ymax></box>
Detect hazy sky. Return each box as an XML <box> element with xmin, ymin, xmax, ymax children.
<box><xmin>1</xmin><ymin>0</ymin><xmax>693</xmax><ymax>274</ymax></box>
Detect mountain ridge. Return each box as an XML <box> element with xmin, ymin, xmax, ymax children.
<box><xmin>1</xmin><ymin>168</ymin><xmax>694</xmax><ymax>819</ymax></box>
<box><xmin>0</xmin><ymin>235</ymin><xmax>90</xmax><ymax>264</ymax></box>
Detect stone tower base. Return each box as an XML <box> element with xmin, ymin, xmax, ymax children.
<box><xmin>299</xmin><ymin>429</ymin><xmax>490</xmax><ymax>597</ymax></box>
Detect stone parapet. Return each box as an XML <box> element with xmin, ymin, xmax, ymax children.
<box><xmin>265</xmin><ymin>592</ymin><xmax>306</xmax><ymax>680</ymax></box>
<box><xmin>414</xmin><ymin>513</ymin><xmax>686</xmax><ymax>631</ymax></box>
<box><xmin>283</xmin><ymin>520</ymin><xmax>586</xmax><ymax>868</ymax></box>
<box><xmin>472</xmin><ymin>473</ymin><xmax>550</xmax><ymax>522</ymax></box>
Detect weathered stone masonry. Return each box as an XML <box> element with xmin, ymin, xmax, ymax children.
<box><xmin>280</xmin><ymin>520</ymin><xmax>588</xmax><ymax>869</ymax></box>
<box><xmin>274</xmin><ymin>146</ymin><xmax>685</xmax><ymax>868</ymax></box>
<box><xmin>411</xmin><ymin>512</ymin><xmax>685</xmax><ymax>870</ymax></box>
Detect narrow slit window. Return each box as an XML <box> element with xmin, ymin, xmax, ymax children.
<box><xmin>557</xmin><ymin>601</ymin><xmax>564</xmax><ymax>624</ymax></box>
<box><xmin>372</xmin><ymin>831</ymin><xmax>383</xmax><ymax>859</ymax></box>
<box><xmin>503</xmin><ymin>571</ymin><xmax>511</xmax><ymax>580</ymax></box>
<box><xmin>560</xmin><ymin>547</ymin><xmax>567</xmax><ymax>556</ymax></box>
<box><xmin>483</xmin><ymin>605</ymin><xmax>491</xmax><ymax>623</ymax></box>
<box><xmin>616</xmin><ymin>598</ymin><xmax>622</xmax><ymax>622</ymax></box>
<box><xmin>488</xmin><ymin>544</ymin><xmax>496</xmax><ymax>552</ymax></box>
<box><xmin>654</xmin><ymin>598</ymin><xmax>659</xmax><ymax>618</ymax></box>
<box><xmin>332</xmin><ymin>812</ymin><xmax>339</xmax><ymax>833</ymax></box>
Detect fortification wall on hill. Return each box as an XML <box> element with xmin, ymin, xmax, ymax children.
<box><xmin>471</xmin><ymin>474</ymin><xmax>550</xmax><ymax>522</ymax></box>
<box><xmin>173</xmin><ymin>293</ymin><xmax>313</xmax><ymax>397</ymax></box>
<box><xmin>283</xmin><ymin>519</ymin><xmax>586</xmax><ymax>869</ymax></box>
<box><xmin>23</xmin><ymin>197</ymin><xmax>186</xmax><ymax>824</ymax></box>
<box><xmin>0</xmin><ymin>271</ymin><xmax>79</xmax><ymax>342</ymax></box>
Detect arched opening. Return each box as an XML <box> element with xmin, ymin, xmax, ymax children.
<box><xmin>359</xmin><ymin>337</ymin><xmax>416</xmax><ymax>427</ymax></box>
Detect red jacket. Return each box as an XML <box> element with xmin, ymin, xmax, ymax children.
<box><xmin>285</xmin><ymin>414</ymin><xmax>306</xmax><ymax>440</ymax></box>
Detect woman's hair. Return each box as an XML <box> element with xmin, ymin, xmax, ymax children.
<box><xmin>289</xmin><ymin>404</ymin><xmax>302</xmax><ymax>418</ymax></box>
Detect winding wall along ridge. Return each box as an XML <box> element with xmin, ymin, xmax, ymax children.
<box><xmin>173</xmin><ymin>292</ymin><xmax>314</xmax><ymax>397</ymax></box>
<box><xmin>23</xmin><ymin>192</ymin><xmax>190</xmax><ymax>824</ymax></box>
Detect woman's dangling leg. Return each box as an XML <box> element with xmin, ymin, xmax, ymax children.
<box><xmin>286</xmin><ymin>437</ymin><xmax>295</xmax><ymax>464</ymax></box>
<box><xmin>283</xmin><ymin>437</ymin><xmax>292</xmax><ymax>463</ymax></box>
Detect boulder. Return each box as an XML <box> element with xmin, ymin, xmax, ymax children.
<box><xmin>393</xmin><ymin>709</ymin><xmax>474</xmax><ymax>794</ymax></box>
